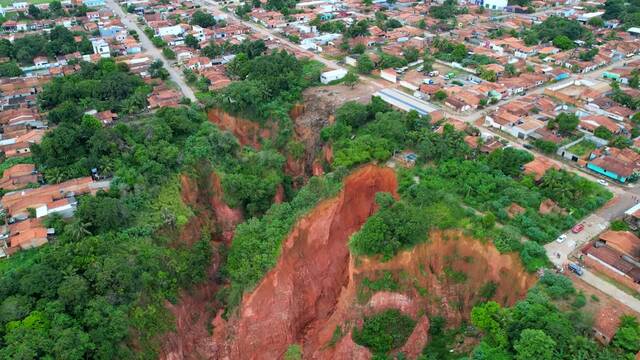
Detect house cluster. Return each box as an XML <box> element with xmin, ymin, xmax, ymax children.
<box><xmin>231</xmin><ymin>0</ymin><xmax>640</xmax><ymax>114</ymax></box>
<box><xmin>484</xmin><ymin>93</ymin><xmax>568</xmax><ymax>140</ymax></box>
<box><xmin>0</xmin><ymin>176</ymin><xmax>110</xmax><ymax>257</ymax></box>
<box><xmin>581</xmin><ymin>229</ymin><xmax>640</xmax><ymax>293</ymax></box>
<box><xmin>479</xmin><ymin>72</ymin><xmax>640</xmax><ymax>183</ymax></box>
<box><xmin>588</xmin><ymin>147</ymin><xmax>640</xmax><ymax>183</ymax></box>
<box><xmin>0</xmin><ymin>3</ymin><xmax>145</xmax><ymax>77</ymax></box>
<box><xmin>0</xmin><ymin>0</ymin><xmax>106</xmax><ymax>17</ymax></box>
<box><xmin>0</xmin><ymin>80</ymin><xmax>50</xmax><ymax>159</ymax></box>
<box><xmin>128</xmin><ymin>0</ymin><xmax>243</xmax><ymax>89</ymax></box>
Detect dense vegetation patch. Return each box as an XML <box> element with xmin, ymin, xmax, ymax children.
<box><xmin>38</xmin><ymin>58</ymin><xmax>150</xmax><ymax>124</ymax></box>
<box><xmin>350</xmin><ymin>193</ymin><xmax>430</xmax><ymax>260</ymax></box>
<box><xmin>0</xmin><ymin>26</ymin><xmax>93</xmax><ymax>65</ymax></box>
<box><xmin>603</xmin><ymin>0</ymin><xmax>640</xmax><ymax>29</ymax></box>
<box><xmin>470</xmin><ymin>273</ymin><xmax>640</xmax><ymax>359</ymax></box>
<box><xmin>521</xmin><ymin>16</ymin><xmax>591</xmax><ymax>47</ymax></box>
<box><xmin>205</xmin><ymin>50</ymin><xmax>322</xmax><ymax>125</ymax></box>
<box><xmin>326</xmin><ymin>99</ymin><xmax>609</xmax><ymax>271</ymax></box>
<box><xmin>352</xmin><ymin>309</ymin><xmax>416</xmax><ymax>355</ymax></box>
<box><xmin>0</xmin><ymin>105</ymin><xmax>216</xmax><ymax>359</ymax></box>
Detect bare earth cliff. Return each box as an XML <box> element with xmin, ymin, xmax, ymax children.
<box><xmin>162</xmin><ymin>165</ymin><xmax>535</xmax><ymax>359</ymax></box>
<box><xmin>211</xmin><ymin>165</ymin><xmax>398</xmax><ymax>359</ymax></box>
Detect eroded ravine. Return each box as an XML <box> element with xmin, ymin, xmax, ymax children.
<box><xmin>211</xmin><ymin>165</ymin><xmax>398</xmax><ymax>359</ymax></box>
<box><xmin>163</xmin><ymin>164</ymin><xmax>536</xmax><ymax>360</ymax></box>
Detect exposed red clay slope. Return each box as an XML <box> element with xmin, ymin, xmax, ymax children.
<box><xmin>208</xmin><ymin>106</ymin><xmax>332</xmax><ymax>180</ymax></box>
<box><xmin>159</xmin><ymin>172</ymin><xmax>243</xmax><ymax>360</ymax></box>
<box><xmin>356</xmin><ymin>231</ymin><xmax>535</xmax><ymax>325</ymax></box>
<box><xmin>312</xmin><ymin>231</ymin><xmax>534</xmax><ymax>359</ymax></box>
<box><xmin>212</xmin><ymin>165</ymin><xmax>398</xmax><ymax>360</ymax></box>
<box><xmin>208</xmin><ymin>108</ymin><xmax>272</xmax><ymax>149</ymax></box>
<box><xmin>179</xmin><ymin>172</ymin><xmax>242</xmax><ymax>244</ymax></box>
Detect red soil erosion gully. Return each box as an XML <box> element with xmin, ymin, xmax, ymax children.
<box><xmin>161</xmin><ymin>116</ymin><xmax>536</xmax><ymax>360</ymax></box>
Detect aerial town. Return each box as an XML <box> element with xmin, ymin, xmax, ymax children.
<box><xmin>0</xmin><ymin>0</ymin><xmax>639</xmax><ymax>357</ymax></box>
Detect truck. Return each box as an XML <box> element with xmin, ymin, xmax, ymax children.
<box><xmin>444</xmin><ymin>71</ymin><xmax>456</xmax><ymax>80</ymax></box>
<box><xmin>428</xmin><ymin>71</ymin><xmax>439</xmax><ymax>77</ymax></box>
<box><xmin>568</xmin><ymin>263</ymin><xmax>584</xmax><ymax>276</ymax></box>
<box><xmin>423</xmin><ymin>78</ymin><xmax>435</xmax><ymax>85</ymax></box>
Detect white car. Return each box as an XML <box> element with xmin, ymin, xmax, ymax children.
<box><xmin>556</xmin><ymin>234</ymin><xmax>567</xmax><ymax>243</ymax></box>
<box><xmin>597</xmin><ymin>179</ymin><xmax>608</xmax><ymax>186</ymax></box>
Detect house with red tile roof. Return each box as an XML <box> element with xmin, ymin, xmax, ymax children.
<box><xmin>0</xmin><ymin>164</ymin><xmax>38</xmax><ymax>191</ymax></box>
<box><xmin>523</xmin><ymin>156</ymin><xmax>561</xmax><ymax>181</ymax></box>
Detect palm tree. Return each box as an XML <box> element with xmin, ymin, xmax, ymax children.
<box><xmin>45</xmin><ymin>168</ymin><xmax>65</xmax><ymax>184</ymax></box>
<box><xmin>65</xmin><ymin>221</ymin><xmax>92</xmax><ymax>241</ymax></box>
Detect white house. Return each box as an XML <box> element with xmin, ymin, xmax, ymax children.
<box><xmin>477</xmin><ymin>0</ymin><xmax>507</xmax><ymax>10</ymax></box>
<box><xmin>91</xmin><ymin>39</ymin><xmax>111</xmax><ymax>58</ymax></box>
<box><xmin>320</xmin><ymin>69</ymin><xmax>347</xmax><ymax>84</ymax></box>
<box><xmin>157</xmin><ymin>24</ymin><xmax>184</xmax><ymax>37</ymax></box>
<box><xmin>191</xmin><ymin>25</ymin><xmax>206</xmax><ymax>42</ymax></box>
<box><xmin>36</xmin><ymin>198</ymin><xmax>77</xmax><ymax>219</ymax></box>
<box><xmin>380</xmin><ymin>68</ymin><xmax>397</xmax><ymax>83</ymax></box>
<box><xmin>33</xmin><ymin>56</ymin><xmax>49</xmax><ymax>69</ymax></box>
<box><xmin>577</xmin><ymin>11</ymin><xmax>605</xmax><ymax>23</ymax></box>
<box><xmin>485</xmin><ymin>113</ymin><xmax>544</xmax><ymax>139</ymax></box>
<box><xmin>12</xmin><ymin>2</ymin><xmax>28</xmax><ymax>10</ymax></box>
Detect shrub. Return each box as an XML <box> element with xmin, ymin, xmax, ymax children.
<box><xmin>571</xmin><ymin>292</ymin><xmax>586</xmax><ymax>309</ymax></box>
<box><xmin>350</xmin><ymin>194</ymin><xmax>430</xmax><ymax>260</ymax></box>
<box><xmin>610</xmin><ymin>220</ymin><xmax>630</xmax><ymax>231</ymax></box>
<box><xmin>284</xmin><ymin>345</ymin><xmax>302</xmax><ymax>360</ymax></box>
<box><xmin>539</xmin><ymin>273</ymin><xmax>575</xmax><ymax>300</ymax></box>
<box><xmin>613</xmin><ymin>315</ymin><xmax>640</xmax><ymax>353</ymax></box>
<box><xmin>361</xmin><ymin>271</ymin><xmax>399</xmax><ymax>292</ymax></box>
<box><xmin>519</xmin><ymin>241</ymin><xmax>548</xmax><ymax>272</ymax></box>
<box><xmin>352</xmin><ymin>309</ymin><xmax>416</xmax><ymax>355</ymax></box>
<box><xmin>493</xmin><ymin>226</ymin><xmax>523</xmax><ymax>253</ymax></box>
<box><xmin>479</xmin><ymin>281</ymin><xmax>498</xmax><ymax>300</ymax></box>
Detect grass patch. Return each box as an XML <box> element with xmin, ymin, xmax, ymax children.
<box><xmin>328</xmin><ymin>326</ymin><xmax>344</xmax><ymax>347</ymax></box>
<box><xmin>567</xmin><ymin>139</ymin><xmax>597</xmax><ymax>157</ymax></box>
<box><xmin>594</xmin><ymin>269</ymin><xmax>640</xmax><ymax>301</ymax></box>
<box><xmin>422</xmin><ymin>316</ymin><xmax>468</xmax><ymax>359</ymax></box>
<box><xmin>358</xmin><ymin>270</ymin><xmax>400</xmax><ymax>303</ymax></box>
<box><xmin>443</xmin><ymin>266</ymin><xmax>467</xmax><ymax>283</ymax></box>
<box><xmin>362</xmin><ymin>271</ymin><xmax>400</xmax><ymax>292</ymax></box>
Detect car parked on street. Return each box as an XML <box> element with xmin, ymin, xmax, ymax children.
<box><xmin>568</xmin><ymin>263</ymin><xmax>584</xmax><ymax>276</ymax></box>
<box><xmin>572</xmin><ymin>224</ymin><xmax>584</xmax><ymax>233</ymax></box>
<box><xmin>556</xmin><ymin>234</ymin><xmax>567</xmax><ymax>243</ymax></box>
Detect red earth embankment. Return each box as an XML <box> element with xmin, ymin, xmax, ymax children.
<box><xmin>207</xmin><ymin>107</ymin><xmax>334</xmax><ymax>180</ymax></box>
<box><xmin>211</xmin><ymin>165</ymin><xmax>398</xmax><ymax>359</ymax></box>
<box><xmin>163</xmin><ymin>164</ymin><xmax>536</xmax><ymax>360</ymax></box>
<box><xmin>313</xmin><ymin>231</ymin><xmax>535</xmax><ymax>359</ymax></box>
<box><xmin>355</xmin><ymin>231</ymin><xmax>536</xmax><ymax>324</ymax></box>
<box><xmin>207</xmin><ymin>108</ymin><xmax>272</xmax><ymax>150</ymax></box>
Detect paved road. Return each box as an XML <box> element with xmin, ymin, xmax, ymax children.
<box><xmin>105</xmin><ymin>0</ymin><xmax>196</xmax><ymax>101</ymax></box>
<box><xmin>581</xmin><ymin>270</ymin><xmax>640</xmax><ymax>313</ymax></box>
